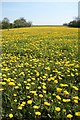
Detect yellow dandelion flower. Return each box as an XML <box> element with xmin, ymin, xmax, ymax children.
<box><xmin>74</xmin><ymin>100</ymin><xmax>78</xmax><ymax>103</ymax></box>
<box><xmin>34</xmin><ymin>93</ymin><xmax>38</xmax><ymax>96</ymax></box>
<box><xmin>42</xmin><ymin>82</ymin><xmax>46</xmax><ymax>85</ymax></box>
<box><xmin>45</xmin><ymin>67</ymin><xmax>50</xmax><ymax>70</ymax></box>
<box><xmin>63</xmin><ymin>109</ymin><xmax>66</xmax><ymax>112</ymax></box>
<box><xmin>9</xmin><ymin>113</ymin><xmax>13</xmax><ymax>118</ymax></box>
<box><xmin>67</xmin><ymin>114</ymin><xmax>73</xmax><ymax>118</ymax></box>
<box><xmin>71</xmin><ymin>73</ymin><xmax>74</xmax><ymax>77</ymax></box>
<box><xmin>33</xmin><ymin>105</ymin><xmax>39</xmax><ymax>109</ymax></box>
<box><xmin>42</xmin><ymin>85</ymin><xmax>46</xmax><ymax>89</ymax></box>
<box><xmin>60</xmin><ymin>84</ymin><xmax>68</xmax><ymax>87</ymax></box>
<box><xmin>18</xmin><ymin>106</ymin><xmax>22</xmax><ymax>110</ymax></box>
<box><xmin>55</xmin><ymin>107</ymin><xmax>61</xmax><ymax>112</ymax></box>
<box><xmin>73</xmin><ymin>96</ymin><xmax>79</xmax><ymax>100</ymax></box>
<box><xmin>0</xmin><ymin>88</ymin><xmax>4</xmax><ymax>91</ymax></box>
<box><xmin>15</xmin><ymin>86</ymin><xmax>19</xmax><ymax>89</ymax></box>
<box><xmin>43</xmin><ymin>76</ymin><xmax>46</xmax><ymax>79</ymax></box>
<box><xmin>75</xmin><ymin>112</ymin><xmax>80</xmax><ymax>116</ymax></box>
<box><xmin>63</xmin><ymin>90</ymin><xmax>69</xmax><ymax>95</ymax></box>
<box><xmin>18</xmin><ymin>83</ymin><xmax>21</xmax><ymax>86</ymax></box>
<box><xmin>31</xmin><ymin>82</ymin><xmax>35</xmax><ymax>85</ymax></box>
<box><xmin>1</xmin><ymin>82</ymin><xmax>6</xmax><ymax>85</ymax></box>
<box><xmin>44</xmin><ymin>101</ymin><xmax>50</xmax><ymax>106</ymax></box>
<box><xmin>39</xmin><ymin>94</ymin><xmax>43</xmax><ymax>98</ymax></box>
<box><xmin>21</xmin><ymin>104</ymin><xmax>25</xmax><ymax>107</ymax></box>
<box><xmin>26</xmin><ymin>86</ymin><xmax>30</xmax><ymax>89</ymax></box>
<box><xmin>35</xmin><ymin>111</ymin><xmax>41</xmax><ymax>116</ymax></box>
<box><xmin>43</xmin><ymin>90</ymin><xmax>46</xmax><ymax>93</ymax></box>
<box><xmin>63</xmin><ymin>99</ymin><xmax>71</xmax><ymax>102</ymax></box>
<box><xmin>30</xmin><ymin>91</ymin><xmax>36</xmax><ymax>94</ymax></box>
<box><xmin>36</xmin><ymin>72</ymin><xmax>39</xmax><ymax>77</ymax></box>
<box><xmin>47</xmin><ymin>78</ymin><xmax>51</xmax><ymax>81</ymax></box>
<box><xmin>22</xmin><ymin>102</ymin><xmax>26</xmax><ymax>105</ymax></box>
<box><xmin>54</xmin><ymin>80</ymin><xmax>58</xmax><ymax>84</ymax></box>
<box><xmin>27</xmin><ymin>100</ymin><xmax>32</xmax><ymax>104</ymax></box>
<box><xmin>14</xmin><ymin>99</ymin><xmax>17</xmax><ymax>102</ymax></box>
<box><xmin>38</xmin><ymin>86</ymin><xmax>41</xmax><ymax>89</ymax></box>
<box><xmin>8</xmin><ymin>82</ymin><xmax>15</xmax><ymax>86</ymax></box>
<box><xmin>13</xmin><ymin>94</ymin><xmax>17</xmax><ymax>97</ymax></box>
<box><xmin>56</xmin><ymin>95</ymin><xmax>61</xmax><ymax>100</ymax></box>
<box><xmin>27</xmin><ymin>83</ymin><xmax>30</xmax><ymax>86</ymax></box>
<box><xmin>72</xmin><ymin>86</ymin><xmax>78</xmax><ymax>91</ymax></box>
<box><xmin>27</xmin><ymin>96</ymin><xmax>31</xmax><ymax>99</ymax></box>
<box><xmin>27</xmin><ymin>79</ymin><xmax>31</xmax><ymax>82</ymax></box>
<box><xmin>24</xmin><ymin>81</ymin><xmax>27</xmax><ymax>84</ymax></box>
<box><xmin>56</xmin><ymin>88</ymin><xmax>62</xmax><ymax>92</ymax></box>
<box><xmin>52</xmin><ymin>93</ymin><xmax>56</xmax><ymax>96</ymax></box>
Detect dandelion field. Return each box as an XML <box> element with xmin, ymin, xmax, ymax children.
<box><xmin>1</xmin><ymin>27</ymin><xmax>80</xmax><ymax>120</ymax></box>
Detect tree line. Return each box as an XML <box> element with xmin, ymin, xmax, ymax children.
<box><xmin>0</xmin><ymin>17</ymin><xmax>80</xmax><ymax>29</ymax></box>
<box><xmin>63</xmin><ymin>17</ymin><xmax>80</xmax><ymax>28</ymax></box>
<box><xmin>0</xmin><ymin>17</ymin><xmax>32</xmax><ymax>29</ymax></box>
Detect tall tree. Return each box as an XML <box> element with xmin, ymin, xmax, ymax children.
<box><xmin>13</xmin><ymin>19</ymin><xmax>21</xmax><ymax>28</ymax></box>
<box><xmin>0</xmin><ymin>21</ymin><xmax>2</xmax><ymax>29</ymax></box>
<box><xmin>13</xmin><ymin>17</ymin><xmax>32</xmax><ymax>28</ymax></box>
<box><xmin>13</xmin><ymin>18</ymin><xmax>26</xmax><ymax>28</ymax></box>
<box><xmin>2</xmin><ymin>18</ymin><xmax>10</xmax><ymax>29</ymax></box>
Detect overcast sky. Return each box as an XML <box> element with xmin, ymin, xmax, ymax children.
<box><xmin>1</xmin><ymin>2</ymin><xmax>79</xmax><ymax>25</ymax></box>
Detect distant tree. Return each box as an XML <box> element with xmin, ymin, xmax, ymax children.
<box><xmin>13</xmin><ymin>19</ymin><xmax>22</xmax><ymax>28</ymax></box>
<box><xmin>19</xmin><ymin>17</ymin><xmax>27</xmax><ymax>27</ymax></box>
<box><xmin>68</xmin><ymin>17</ymin><xmax>80</xmax><ymax>28</ymax></box>
<box><xmin>63</xmin><ymin>23</ymin><xmax>68</xmax><ymax>26</ymax></box>
<box><xmin>77</xmin><ymin>19</ymin><xmax>80</xmax><ymax>27</ymax></box>
<box><xmin>68</xmin><ymin>20</ymin><xmax>77</xmax><ymax>27</ymax></box>
<box><xmin>63</xmin><ymin>17</ymin><xmax>80</xmax><ymax>28</ymax></box>
<box><xmin>27</xmin><ymin>21</ymin><xmax>32</xmax><ymax>27</ymax></box>
<box><xmin>10</xmin><ymin>23</ymin><xmax>13</xmax><ymax>28</ymax></box>
<box><xmin>20</xmin><ymin>17</ymin><xmax>27</xmax><ymax>24</ymax></box>
<box><xmin>1</xmin><ymin>17</ymin><xmax>32</xmax><ymax>29</ymax></box>
<box><xmin>2</xmin><ymin>18</ymin><xmax>10</xmax><ymax>29</ymax></box>
<box><xmin>0</xmin><ymin>21</ymin><xmax>2</xmax><ymax>29</ymax></box>
<box><xmin>13</xmin><ymin>17</ymin><xmax>32</xmax><ymax>28</ymax></box>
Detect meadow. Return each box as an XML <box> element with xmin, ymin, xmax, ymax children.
<box><xmin>1</xmin><ymin>27</ymin><xmax>80</xmax><ymax>120</ymax></box>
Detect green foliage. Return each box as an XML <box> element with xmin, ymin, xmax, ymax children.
<box><xmin>0</xmin><ymin>21</ymin><xmax>2</xmax><ymax>29</ymax></box>
<box><xmin>13</xmin><ymin>17</ymin><xmax>32</xmax><ymax>28</ymax></box>
<box><xmin>2</xmin><ymin>18</ymin><xmax>10</xmax><ymax>29</ymax></box>
<box><xmin>68</xmin><ymin>20</ymin><xmax>80</xmax><ymax>28</ymax></box>
<box><xmin>63</xmin><ymin>17</ymin><xmax>80</xmax><ymax>28</ymax></box>
<box><xmin>1</xmin><ymin>17</ymin><xmax>32</xmax><ymax>29</ymax></box>
<box><xmin>65</xmin><ymin>17</ymin><xmax>80</xmax><ymax>28</ymax></box>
